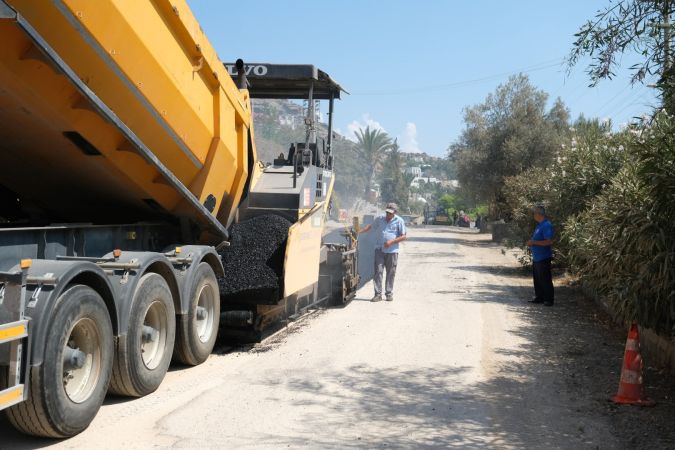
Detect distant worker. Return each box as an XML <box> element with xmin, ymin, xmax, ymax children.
<box><xmin>527</xmin><ymin>205</ymin><xmax>554</xmax><ymax>306</ymax></box>
<box><xmin>359</xmin><ymin>202</ymin><xmax>407</xmax><ymax>302</ymax></box>
<box><xmin>286</xmin><ymin>143</ymin><xmax>296</xmax><ymax>164</ymax></box>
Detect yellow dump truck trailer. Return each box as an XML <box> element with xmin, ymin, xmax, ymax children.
<box><xmin>0</xmin><ymin>0</ymin><xmax>357</xmax><ymax>438</ymax></box>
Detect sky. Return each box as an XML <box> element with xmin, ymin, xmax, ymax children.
<box><xmin>188</xmin><ymin>0</ymin><xmax>658</xmax><ymax>156</ymax></box>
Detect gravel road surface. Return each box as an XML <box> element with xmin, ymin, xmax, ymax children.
<box><xmin>1</xmin><ymin>226</ymin><xmax>673</xmax><ymax>449</ymax></box>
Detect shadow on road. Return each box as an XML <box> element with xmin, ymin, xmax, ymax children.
<box><xmin>297</xmin><ymin>228</ymin><xmax>675</xmax><ymax>448</ymax></box>
<box><xmin>0</xmin><ymin>415</ymin><xmax>54</xmax><ymax>449</ymax></box>
<box><xmin>407</xmin><ymin>235</ymin><xmax>499</xmax><ymax>249</ymax></box>
<box><xmin>452</xmin><ymin>264</ymin><xmax>529</xmax><ymax>278</ymax></box>
<box><xmin>450</xmin><ymin>272</ymin><xmax>675</xmax><ymax>448</ymax></box>
<box><xmin>246</xmin><ymin>275</ymin><xmax>675</xmax><ymax>448</ymax></box>
<box><xmin>406</xmin><ymin>235</ymin><xmax>459</xmax><ymax>244</ymax></box>
<box><xmin>418</xmin><ymin>226</ymin><xmax>480</xmax><ymax>235</ymax></box>
<box><xmin>249</xmin><ymin>364</ymin><xmax>524</xmax><ymax>449</ymax></box>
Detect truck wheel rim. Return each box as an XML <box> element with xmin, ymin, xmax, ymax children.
<box><xmin>141</xmin><ymin>301</ymin><xmax>167</xmax><ymax>370</ymax></box>
<box><xmin>62</xmin><ymin>318</ymin><xmax>102</xmax><ymax>404</ymax></box>
<box><xmin>196</xmin><ymin>284</ymin><xmax>215</xmax><ymax>343</ymax></box>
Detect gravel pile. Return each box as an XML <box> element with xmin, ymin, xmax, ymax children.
<box><xmin>218</xmin><ymin>214</ymin><xmax>291</xmax><ymax>304</ymax></box>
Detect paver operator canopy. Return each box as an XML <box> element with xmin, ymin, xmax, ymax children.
<box><xmin>224</xmin><ymin>61</ymin><xmax>346</xmax><ymax>100</ymax></box>
<box><xmin>225</xmin><ymin>60</ymin><xmax>346</xmax><ymax>176</ymax></box>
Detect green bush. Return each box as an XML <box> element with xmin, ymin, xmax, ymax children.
<box><xmin>568</xmin><ymin>114</ymin><xmax>675</xmax><ymax>336</ymax></box>
<box><xmin>503</xmin><ymin>118</ymin><xmax>627</xmax><ymax>265</ymax></box>
<box><xmin>502</xmin><ymin>114</ymin><xmax>675</xmax><ymax>335</ymax></box>
<box><xmin>468</xmin><ymin>204</ymin><xmax>489</xmax><ymax>219</ymax></box>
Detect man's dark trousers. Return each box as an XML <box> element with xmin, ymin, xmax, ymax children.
<box><xmin>533</xmin><ymin>258</ymin><xmax>554</xmax><ymax>304</ymax></box>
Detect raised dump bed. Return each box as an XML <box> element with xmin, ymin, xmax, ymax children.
<box><xmin>0</xmin><ymin>0</ymin><xmax>251</xmax><ymax>237</ymax></box>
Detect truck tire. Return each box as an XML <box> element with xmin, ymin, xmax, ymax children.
<box><xmin>6</xmin><ymin>285</ymin><xmax>113</xmax><ymax>437</ymax></box>
<box><xmin>109</xmin><ymin>273</ymin><xmax>175</xmax><ymax>397</ymax></box>
<box><xmin>173</xmin><ymin>262</ymin><xmax>220</xmax><ymax>365</ymax></box>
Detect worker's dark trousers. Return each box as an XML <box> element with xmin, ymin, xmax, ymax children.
<box><xmin>374</xmin><ymin>248</ymin><xmax>398</xmax><ymax>297</ymax></box>
<box><xmin>532</xmin><ymin>257</ymin><xmax>554</xmax><ymax>304</ymax></box>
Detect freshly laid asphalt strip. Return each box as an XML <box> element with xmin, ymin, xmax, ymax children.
<box><xmin>217</xmin><ymin>214</ymin><xmax>291</xmax><ymax>304</ymax></box>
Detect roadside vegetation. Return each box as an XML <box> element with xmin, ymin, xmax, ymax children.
<box><xmin>448</xmin><ymin>0</ymin><xmax>675</xmax><ymax>337</ymax></box>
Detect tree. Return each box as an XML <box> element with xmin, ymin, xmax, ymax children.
<box><xmin>569</xmin><ymin>1</ymin><xmax>675</xmax><ymax>110</ymax></box>
<box><xmin>448</xmin><ymin>74</ymin><xmax>569</xmax><ymax>217</ymax></box>
<box><xmin>354</xmin><ymin>126</ymin><xmax>393</xmax><ymax>198</ymax></box>
<box><xmin>402</xmin><ymin>171</ymin><xmax>416</xmax><ymax>201</ymax></box>
<box><xmin>409</xmin><ymin>199</ymin><xmax>427</xmax><ymax>215</ymax></box>
<box><xmin>547</xmin><ymin>98</ymin><xmax>572</xmax><ymax>135</ymax></box>
<box><xmin>379</xmin><ymin>140</ymin><xmax>409</xmax><ymax>209</ymax></box>
<box><xmin>503</xmin><ymin>116</ymin><xmax>628</xmax><ymax>265</ymax></box>
<box><xmin>332</xmin><ymin>135</ymin><xmax>368</xmax><ymax>205</ymax></box>
<box><xmin>443</xmin><ymin>158</ymin><xmax>458</xmax><ymax>179</ymax></box>
<box><xmin>437</xmin><ymin>194</ymin><xmax>457</xmax><ymax>211</ymax></box>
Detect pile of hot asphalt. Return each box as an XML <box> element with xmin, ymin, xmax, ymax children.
<box><xmin>217</xmin><ymin>214</ymin><xmax>291</xmax><ymax>304</ymax></box>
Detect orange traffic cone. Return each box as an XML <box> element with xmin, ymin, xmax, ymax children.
<box><xmin>611</xmin><ymin>322</ymin><xmax>655</xmax><ymax>406</ymax></box>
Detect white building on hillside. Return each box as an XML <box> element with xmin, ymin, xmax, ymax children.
<box><xmin>441</xmin><ymin>179</ymin><xmax>460</xmax><ymax>189</ymax></box>
<box><xmin>405</xmin><ymin>166</ymin><xmax>422</xmax><ymax>177</ymax></box>
<box><xmin>410</xmin><ymin>176</ymin><xmax>441</xmax><ymax>189</ymax></box>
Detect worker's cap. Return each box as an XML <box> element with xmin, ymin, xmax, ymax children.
<box><xmin>385</xmin><ymin>203</ymin><xmax>398</xmax><ymax>213</ymax></box>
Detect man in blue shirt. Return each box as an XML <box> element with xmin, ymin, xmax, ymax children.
<box><xmin>359</xmin><ymin>202</ymin><xmax>407</xmax><ymax>302</ymax></box>
<box><xmin>527</xmin><ymin>205</ymin><xmax>554</xmax><ymax>306</ymax></box>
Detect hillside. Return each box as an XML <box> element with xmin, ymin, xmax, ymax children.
<box><xmin>251</xmin><ymin>99</ymin><xmax>366</xmax><ymax>208</ymax></box>
<box><xmin>250</xmin><ymin>99</ymin><xmax>455</xmax><ymax>210</ymax></box>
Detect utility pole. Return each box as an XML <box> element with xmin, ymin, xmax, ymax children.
<box><xmin>656</xmin><ymin>1</ymin><xmax>674</xmax><ymax>111</ymax></box>
<box><xmin>664</xmin><ymin>0</ymin><xmax>673</xmax><ymax>112</ymax></box>
<box><xmin>665</xmin><ymin>0</ymin><xmax>671</xmax><ymax>73</ymax></box>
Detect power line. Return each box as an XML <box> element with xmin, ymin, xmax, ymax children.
<box><xmin>592</xmin><ymin>83</ymin><xmax>634</xmax><ymax>118</ymax></box>
<box><xmin>549</xmin><ymin>77</ymin><xmax>587</xmax><ymax>103</ymax></box>
<box><xmin>351</xmin><ymin>58</ymin><xmax>565</xmax><ymax>96</ymax></box>
<box><xmin>612</xmin><ymin>85</ymin><xmax>651</xmax><ymax>114</ymax></box>
<box><xmin>608</xmin><ymin>85</ymin><xmax>655</xmax><ymax>123</ymax></box>
<box><xmin>608</xmin><ymin>86</ymin><xmax>648</xmax><ymax>124</ymax></box>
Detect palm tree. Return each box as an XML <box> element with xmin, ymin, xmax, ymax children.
<box><xmin>380</xmin><ymin>139</ymin><xmax>409</xmax><ymax>209</ymax></box>
<box><xmin>354</xmin><ymin>126</ymin><xmax>393</xmax><ymax>198</ymax></box>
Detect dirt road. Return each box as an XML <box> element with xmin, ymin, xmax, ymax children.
<box><xmin>1</xmin><ymin>226</ymin><xmax>674</xmax><ymax>449</ymax></box>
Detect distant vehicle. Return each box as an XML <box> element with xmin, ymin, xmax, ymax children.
<box><xmin>400</xmin><ymin>214</ymin><xmax>417</xmax><ymax>226</ymax></box>
<box><xmin>431</xmin><ymin>209</ymin><xmax>450</xmax><ymax>225</ymax></box>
